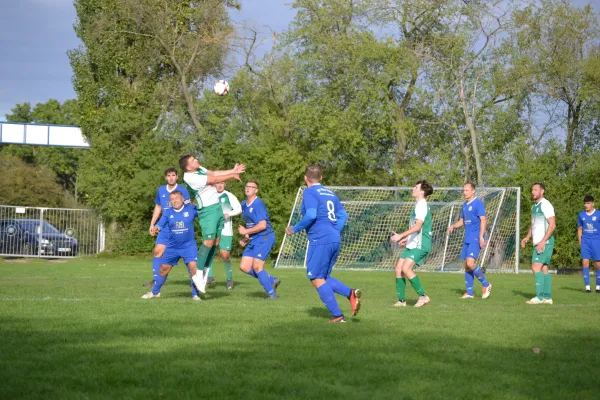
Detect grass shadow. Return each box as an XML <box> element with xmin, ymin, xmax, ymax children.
<box><xmin>512</xmin><ymin>290</ymin><xmax>532</xmax><ymax>299</ymax></box>
<box><xmin>306</xmin><ymin>307</ymin><xmax>331</xmax><ymax>319</ymax></box>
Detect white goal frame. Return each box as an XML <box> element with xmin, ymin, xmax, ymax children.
<box><xmin>275</xmin><ymin>186</ymin><xmax>521</xmax><ymax>273</ymax></box>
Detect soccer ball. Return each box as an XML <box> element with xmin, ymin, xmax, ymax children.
<box><xmin>214</xmin><ymin>80</ymin><xmax>229</xmax><ymax>96</ymax></box>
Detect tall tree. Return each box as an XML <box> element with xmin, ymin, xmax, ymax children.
<box><xmin>513</xmin><ymin>0</ymin><xmax>600</xmax><ymax>167</ymax></box>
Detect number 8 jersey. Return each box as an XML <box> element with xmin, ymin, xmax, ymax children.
<box><xmin>301</xmin><ymin>184</ymin><xmax>345</xmax><ymax>245</ymax></box>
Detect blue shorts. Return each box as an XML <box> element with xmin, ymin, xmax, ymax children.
<box><xmin>460</xmin><ymin>241</ymin><xmax>481</xmax><ymax>260</ymax></box>
<box><xmin>581</xmin><ymin>238</ymin><xmax>600</xmax><ymax>261</ymax></box>
<box><xmin>306</xmin><ymin>242</ymin><xmax>340</xmax><ymax>280</ymax></box>
<box><xmin>161</xmin><ymin>246</ymin><xmax>198</xmax><ymax>266</ymax></box>
<box><xmin>156</xmin><ymin>225</ymin><xmax>171</xmax><ymax>246</ymax></box>
<box><xmin>242</xmin><ymin>234</ymin><xmax>275</xmax><ymax>261</ymax></box>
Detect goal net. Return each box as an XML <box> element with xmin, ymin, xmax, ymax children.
<box><xmin>275</xmin><ymin>187</ymin><xmax>521</xmax><ymax>273</ymax></box>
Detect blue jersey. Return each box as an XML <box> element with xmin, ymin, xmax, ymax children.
<box><xmin>578</xmin><ymin>210</ymin><xmax>600</xmax><ymax>240</ymax></box>
<box><xmin>156</xmin><ymin>203</ymin><xmax>198</xmax><ymax>249</ymax></box>
<box><xmin>300</xmin><ymin>184</ymin><xmax>346</xmax><ymax>245</ymax></box>
<box><xmin>154</xmin><ymin>184</ymin><xmax>190</xmax><ymax>211</ymax></box>
<box><xmin>461</xmin><ymin>198</ymin><xmax>486</xmax><ymax>244</ymax></box>
<box><xmin>241</xmin><ymin>197</ymin><xmax>274</xmax><ymax>240</ymax></box>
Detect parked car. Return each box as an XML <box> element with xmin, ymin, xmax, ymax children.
<box><xmin>0</xmin><ymin>219</ymin><xmax>79</xmax><ymax>256</ymax></box>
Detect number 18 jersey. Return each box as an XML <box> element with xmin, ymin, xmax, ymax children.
<box><xmin>301</xmin><ymin>184</ymin><xmax>345</xmax><ymax>245</ymax></box>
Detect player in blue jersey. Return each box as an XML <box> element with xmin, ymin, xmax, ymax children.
<box><xmin>142</xmin><ymin>191</ymin><xmax>203</xmax><ymax>299</ymax></box>
<box><xmin>238</xmin><ymin>181</ymin><xmax>280</xmax><ymax>299</ymax></box>
<box><xmin>144</xmin><ymin>168</ymin><xmax>191</xmax><ymax>287</ymax></box>
<box><xmin>447</xmin><ymin>183</ymin><xmax>492</xmax><ymax>299</ymax></box>
<box><xmin>577</xmin><ymin>195</ymin><xmax>600</xmax><ymax>293</ymax></box>
<box><xmin>285</xmin><ymin>165</ymin><xmax>361</xmax><ymax>323</ymax></box>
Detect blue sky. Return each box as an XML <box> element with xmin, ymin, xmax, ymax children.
<box><xmin>0</xmin><ymin>0</ymin><xmax>297</xmax><ymax>120</ymax></box>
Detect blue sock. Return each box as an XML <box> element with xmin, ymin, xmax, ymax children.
<box><xmin>473</xmin><ymin>266</ymin><xmax>489</xmax><ymax>288</ymax></box>
<box><xmin>186</xmin><ymin>266</ymin><xmax>198</xmax><ymax>297</ymax></box>
<box><xmin>327</xmin><ymin>276</ymin><xmax>351</xmax><ymax>297</ymax></box>
<box><xmin>583</xmin><ymin>267</ymin><xmax>590</xmax><ymax>286</ymax></box>
<box><xmin>316</xmin><ymin>283</ymin><xmax>342</xmax><ymax>317</ymax></box>
<box><xmin>152</xmin><ymin>274</ymin><xmax>167</xmax><ymax>295</ymax></box>
<box><xmin>152</xmin><ymin>257</ymin><xmax>161</xmax><ymax>279</ymax></box>
<box><xmin>465</xmin><ymin>270</ymin><xmax>474</xmax><ymax>295</ymax></box>
<box><xmin>246</xmin><ymin>269</ymin><xmax>258</xmax><ymax>278</ymax></box>
<box><xmin>257</xmin><ymin>270</ymin><xmax>275</xmax><ymax>296</ymax></box>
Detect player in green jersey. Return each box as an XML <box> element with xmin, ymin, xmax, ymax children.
<box><xmin>390</xmin><ymin>180</ymin><xmax>434</xmax><ymax>308</ymax></box>
<box><xmin>521</xmin><ymin>183</ymin><xmax>556</xmax><ymax>305</ymax></box>
<box><xmin>206</xmin><ymin>182</ymin><xmax>242</xmax><ymax>290</ymax></box>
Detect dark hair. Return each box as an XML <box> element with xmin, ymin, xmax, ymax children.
<box><xmin>416</xmin><ymin>180</ymin><xmax>434</xmax><ymax>197</ymax></box>
<box><xmin>178</xmin><ymin>155</ymin><xmax>193</xmax><ymax>171</ymax></box>
<box><xmin>165</xmin><ymin>167</ymin><xmax>177</xmax><ymax>176</ymax></box>
<box><xmin>247</xmin><ymin>180</ymin><xmax>259</xmax><ymax>189</ymax></box>
<box><xmin>532</xmin><ymin>182</ymin><xmax>545</xmax><ymax>192</ymax></box>
<box><xmin>584</xmin><ymin>195</ymin><xmax>595</xmax><ymax>203</ymax></box>
<box><xmin>464</xmin><ymin>183</ymin><xmax>476</xmax><ymax>190</ymax></box>
<box><xmin>305</xmin><ymin>164</ymin><xmax>323</xmax><ymax>183</ymax></box>
<box><xmin>169</xmin><ymin>190</ymin><xmax>183</xmax><ymax>197</ymax></box>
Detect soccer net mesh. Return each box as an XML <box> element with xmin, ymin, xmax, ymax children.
<box><xmin>275</xmin><ymin>187</ymin><xmax>521</xmax><ymax>273</ymax></box>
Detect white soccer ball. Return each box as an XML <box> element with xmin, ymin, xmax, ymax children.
<box><xmin>214</xmin><ymin>80</ymin><xmax>230</xmax><ymax>96</ymax></box>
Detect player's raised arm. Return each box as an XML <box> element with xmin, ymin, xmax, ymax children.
<box><xmin>207</xmin><ymin>163</ymin><xmax>246</xmax><ymax>176</ymax></box>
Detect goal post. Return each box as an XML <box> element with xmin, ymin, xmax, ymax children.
<box><xmin>275</xmin><ymin>186</ymin><xmax>521</xmax><ymax>273</ymax></box>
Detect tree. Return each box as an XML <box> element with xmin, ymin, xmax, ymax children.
<box><xmin>0</xmin><ymin>155</ymin><xmax>66</xmax><ymax>207</ymax></box>
<box><xmin>513</xmin><ymin>0</ymin><xmax>600</xmax><ymax>167</ymax></box>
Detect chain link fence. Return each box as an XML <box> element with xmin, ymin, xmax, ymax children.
<box><xmin>0</xmin><ymin>205</ymin><xmax>105</xmax><ymax>258</ymax></box>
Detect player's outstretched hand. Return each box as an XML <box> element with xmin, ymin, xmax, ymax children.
<box><xmin>150</xmin><ymin>227</ymin><xmax>160</xmax><ymax>236</ymax></box>
<box><xmin>233</xmin><ymin>163</ymin><xmax>246</xmax><ymax>174</ymax></box>
<box><xmin>447</xmin><ymin>225</ymin><xmax>454</xmax><ymax>235</ymax></box>
<box><xmin>285</xmin><ymin>226</ymin><xmax>295</xmax><ymax>235</ymax></box>
<box><xmin>238</xmin><ymin>225</ymin><xmax>247</xmax><ymax>235</ymax></box>
<box><xmin>233</xmin><ymin>174</ymin><xmax>242</xmax><ymax>182</ymax></box>
<box><xmin>479</xmin><ymin>237</ymin><xmax>486</xmax><ymax>248</ymax></box>
<box><xmin>520</xmin><ymin>237</ymin><xmax>528</xmax><ymax>248</ymax></box>
<box><xmin>149</xmin><ymin>225</ymin><xmax>155</xmax><ymax>236</ymax></box>
<box><xmin>399</xmin><ymin>238</ymin><xmax>408</xmax><ymax>247</ymax></box>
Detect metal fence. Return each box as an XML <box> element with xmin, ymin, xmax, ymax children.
<box><xmin>0</xmin><ymin>205</ymin><xmax>105</xmax><ymax>258</ymax></box>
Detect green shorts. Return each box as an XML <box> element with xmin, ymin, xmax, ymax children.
<box><xmin>198</xmin><ymin>203</ymin><xmax>225</xmax><ymax>241</ymax></box>
<box><xmin>219</xmin><ymin>235</ymin><xmax>233</xmax><ymax>251</ymax></box>
<box><xmin>400</xmin><ymin>247</ymin><xmax>430</xmax><ymax>266</ymax></box>
<box><xmin>531</xmin><ymin>243</ymin><xmax>554</xmax><ymax>265</ymax></box>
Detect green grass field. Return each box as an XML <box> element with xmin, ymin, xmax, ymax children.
<box><xmin>1</xmin><ymin>257</ymin><xmax>599</xmax><ymax>399</ymax></box>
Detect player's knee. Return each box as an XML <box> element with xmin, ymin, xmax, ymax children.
<box><xmin>159</xmin><ymin>265</ymin><xmax>170</xmax><ymax>276</ymax></box>
<box><xmin>203</xmin><ymin>239</ymin><xmax>215</xmax><ymax>247</ymax></box>
<box><xmin>153</xmin><ymin>246</ymin><xmax>165</xmax><ymax>257</ymax></box>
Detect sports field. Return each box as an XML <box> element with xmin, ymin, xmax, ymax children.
<box><xmin>1</xmin><ymin>257</ymin><xmax>598</xmax><ymax>399</ymax></box>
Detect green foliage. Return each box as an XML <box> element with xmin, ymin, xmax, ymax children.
<box><xmin>0</xmin><ymin>155</ymin><xmax>66</xmax><ymax>207</ymax></box>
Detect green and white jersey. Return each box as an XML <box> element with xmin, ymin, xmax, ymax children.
<box><xmin>218</xmin><ymin>190</ymin><xmax>242</xmax><ymax>236</ymax></box>
<box><xmin>183</xmin><ymin>167</ymin><xmax>219</xmax><ymax>209</ymax></box>
<box><xmin>531</xmin><ymin>198</ymin><xmax>555</xmax><ymax>246</ymax></box>
<box><xmin>406</xmin><ymin>199</ymin><xmax>432</xmax><ymax>252</ymax></box>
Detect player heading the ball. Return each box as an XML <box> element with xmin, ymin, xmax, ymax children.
<box><xmin>179</xmin><ymin>155</ymin><xmax>245</xmax><ymax>293</ymax></box>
